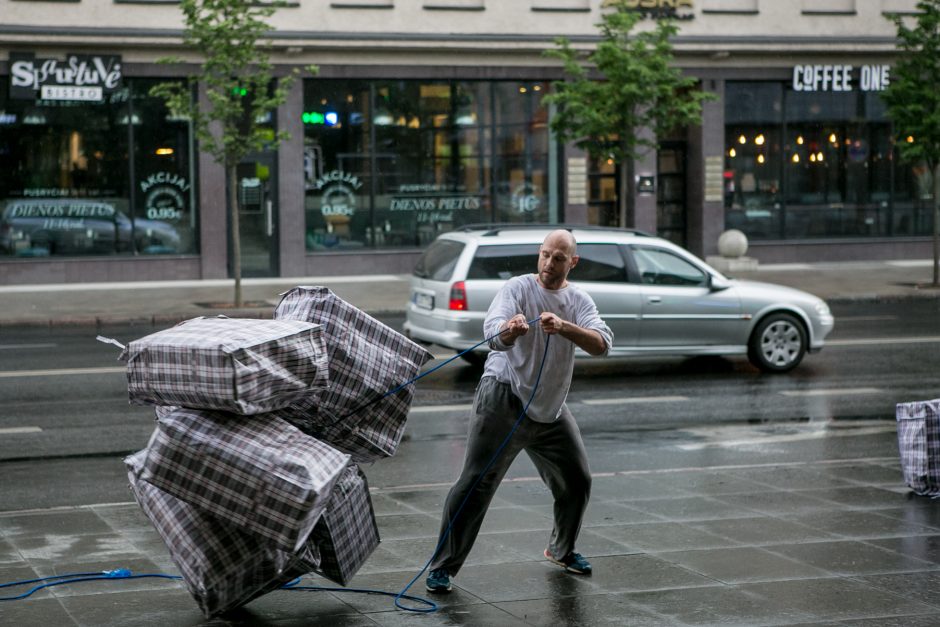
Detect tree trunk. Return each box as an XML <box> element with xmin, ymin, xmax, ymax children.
<box><xmin>618</xmin><ymin>158</ymin><xmax>629</xmax><ymax>229</ymax></box>
<box><xmin>228</xmin><ymin>163</ymin><xmax>243</xmax><ymax>307</ymax></box>
<box><xmin>933</xmin><ymin>161</ymin><xmax>939</xmax><ymax>287</ymax></box>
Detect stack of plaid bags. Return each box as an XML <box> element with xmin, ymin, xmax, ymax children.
<box><xmin>896</xmin><ymin>399</ymin><xmax>940</xmax><ymax>498</ymax></box>
<box><xmin>121</xmin><ymin>288</ymin><xmax>432</xmax><ymax>617</ymax></box>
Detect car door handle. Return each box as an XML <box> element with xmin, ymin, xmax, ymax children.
<box><xmin>647</xmin><ymin>296</ymin><xmax>662</xmax><ymax>304</ymax></box>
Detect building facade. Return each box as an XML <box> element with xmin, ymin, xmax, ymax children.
<box><xmin>0</xmin><ymin>0</ymin><xmax>930</xmax><ymax>284</ymax></box>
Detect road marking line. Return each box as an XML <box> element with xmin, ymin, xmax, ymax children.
<box><xmin>0</xmin><ymin>366</ymin><xmax>125</xmax><ymax>378</ymax></box>
<box><xmin>833</xmin><ymin>316</ymin><xmax>897</xmax><ymax>322</ymax></box>
<box><xmin>583</xmin><ymin>396</ymin><xmax>689</xmax><ymax>405</ymax></box>
<box><xmin>827</xmin><ymin>336</ymin><xmax>940</xmax><ymax>347</ymax></box>
<box><xmin>677</xmin><ymin>425</ymin><xmax>897</xmax><ymax>451</ymax></box>
<box><xmin>0</xmin><ymin>427</ymin><xmax>42</xmax><ymax>435</ymax></box>
<box><xmin>0</xmin><ymin>343</ymin><xmax>57</xmax><ymax>350</ymax></box>
<box><xmin>779</xmin><ymin>387</ymin><xmax>881</xmax><ymax>397</ymax></box>
<box><xmin>410</xmin><ymin>404</ymin><xmax>473</xmax><ymax>414</ymax></box>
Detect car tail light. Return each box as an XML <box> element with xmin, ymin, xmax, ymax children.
<box><xmin>449</xmin><ymin>281</ymin><xmax>468</xmax><ymax>311</ymax></box>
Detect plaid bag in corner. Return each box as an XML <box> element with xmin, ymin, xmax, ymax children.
<box><xmin>311</xmin><ymin>465</ymin><xmax>380</xmax><ymax>586</ymax></box>
<box><xmin>140</xmin><ymin>407</ymin><xmax>350</xmax><ymax>552</ymax></box>
<box><xmin>125</xmin><ymin>450</ymin><xmax>319</xmax><ymax>618</ymax></box>
<box><xmin>122</xmin><ymin>316</ymin><xmax>329</xmax><ymax>415</ymax></box>
<box><xmin>896</xmin><ymin>399</ymin><xmax>940</xmax><ymax>497</ymax></box>
<box><xmin>274</xmin><ymin>287</ymin><xmax>433</xmax><ymax>462</ymax></box>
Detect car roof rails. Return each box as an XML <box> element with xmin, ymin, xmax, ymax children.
<box><xmin>454</xmin><ymin>223</ymin><xmax>652</xmax><ymax>237</ymax></box>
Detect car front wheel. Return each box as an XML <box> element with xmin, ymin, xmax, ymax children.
<box><xmin>747</xmin><ymin>312</ymin><xmax>807</xmax><ymax>373</ymax></box>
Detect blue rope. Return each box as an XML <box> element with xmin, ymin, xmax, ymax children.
<box><xmin>0</xmin><ymin>569</ymin><xmax>182</xmax><ymax>601</ymax></box>
<box><xmin>1</xmin><ymin>317</ymin><xmax>550</xmax><ymax>615</ymax></box>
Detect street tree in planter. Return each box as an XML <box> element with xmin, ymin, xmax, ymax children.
<box><xmin>544</xmin><ymin>0</ymin><xmax>712</xmax><ymax>229</ymax></box>
<box><xmin>151</xmin><ymin>0</ymin><xmax>315</xmax><ymax>306</ymax></box>
<box><xmin>882</xmin><ymin>0</ymin><xmax>940</xmax><ymax>286</ymax></box>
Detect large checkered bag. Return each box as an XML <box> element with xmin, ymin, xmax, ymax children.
<box><xmin>274</xmin><ymin>287</ymin><xmax>433</xmax><ymax>462</ymax></box>
<box><xmin>121</xmin><ymin>316</ymin><xmax>329</xmax><ymax>415</ymax></box>
<box><xmin>896</xmin><ymin>399</ymin><xmax>940</xmax><ymax>497</ymax></box>
<box><xmin>139</xmin><ymin>407</ymin><xmax>350</xmax><ymax>552</ymax></box>
<box><xmin>125</xmin><ymin>451</ymin><xmax>319</xmax><ymax>618</ymax></box>
<box><xmin>311</xmin><ymin>465</ymin><xmax>380</xmax><ymax>586</ymax></box>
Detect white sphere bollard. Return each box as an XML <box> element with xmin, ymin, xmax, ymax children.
<box><xmin>717</xmin><ymin>229</ymin><xmax>748</xmax><ymax>259</ymax></box>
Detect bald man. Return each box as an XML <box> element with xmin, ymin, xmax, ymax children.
<box><xmin>426</xmin><ymin>229</ymin><xmax>613</xmax><ymax>593</ymax></box>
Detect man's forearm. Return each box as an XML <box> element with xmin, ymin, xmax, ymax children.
<box><xmin>558</xmin><ymin>321</ymin><xmax>607</xmax><ymax>356</ymax></box>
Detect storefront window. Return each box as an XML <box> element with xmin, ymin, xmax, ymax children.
<box><xmin>0</xmin><ymin>78</ymin><xmax>197</xmax><ymax>257</ymax></box>
<box><xmin>724</xmin><ymin>80</ymin><xmax>930</xmax><ymax>240</ymax></box>
<box><xmin>302</xmin><ymin>79</ymin><xmax>553</xmax><ymax>251</ymax></box>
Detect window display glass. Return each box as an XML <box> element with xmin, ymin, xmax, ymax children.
<box><xmin>724</xmin><ymin>81</ymin><xmax>930</xmax><ymax>240</ymax></box>
<box><xmin>0</xmin><ymin>78</ymin><xmax>197</xmax><ymax>257</ymax></box>
<box><xmin>302</xmin><ymin>79</ymin><xmax>554</xmax><ymax>251</ymax></box>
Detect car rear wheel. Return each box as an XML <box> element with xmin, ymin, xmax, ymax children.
<box><xmin>747</xmin><ymin>312</ymin><xmax>807</xmax><ymax>373</ymax></box>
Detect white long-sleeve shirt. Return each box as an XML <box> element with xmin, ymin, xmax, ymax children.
<box><xmin>482</xmin><ymin>274</ymin><xmax>613</xmax><ymax>423</ymax></box>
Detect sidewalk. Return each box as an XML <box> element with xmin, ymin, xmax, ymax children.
<box><xmin>0</xmin><ymin>259</ymin><xmax>937</xmax><ymax>328</ymax></box>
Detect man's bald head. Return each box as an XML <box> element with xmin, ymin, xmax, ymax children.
<box><xmin>537</xmin><ymin>229</ymin><xmax>579</xmax><ymax>290</ymax></box>
<box><xmin>543</xmin><ymin>229</ymin><xmax>577</xmax><ymax>256</ymax></box>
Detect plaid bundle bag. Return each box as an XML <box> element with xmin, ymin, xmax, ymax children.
<box><xmin>140</xmin><ymin>407</ymin><xmax>350</xmax><ymax>552</ymax></box>
<box><xmin>121</xmin><ymin>316</ymin><xmax>329</xmax><ymax>415</ymax></box>
<box><xmin>896</xmin><ymin>399</ymin><xmax>940</xmax><ymax>497</ymax></box>
<box><xmin>311</xmin><ymin>465</ymin><xmax>380</xmax><ymax>586</ymax></box>
<box><xmin>274</xmin><ymin>287</ymin><xmax>432</xmax><ymax>462</ymax></box>
<box><xmin>125</xmin><ymin>451</ymin><xmax>319</xmax><ymax>618</ymax></box>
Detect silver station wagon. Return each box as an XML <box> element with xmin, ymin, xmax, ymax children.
<box><xmin>403</xmin><ymin>225</ymin><xmax>834</xmax><ymax>373</ymax></box>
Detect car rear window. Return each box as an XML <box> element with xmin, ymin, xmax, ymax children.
<box><xmin>413</xmin><ymin>239</ymin><xmax>465</xmax><ymax>281</ymax></box>
<box><xmin>467</xmin><ymin>244</ymin><xmax>537</xmax><ymax>280</ymax></box>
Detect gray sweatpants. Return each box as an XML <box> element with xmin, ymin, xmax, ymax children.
<box><xmin>430</xmin><ymin>376</ymin><xmax>592</xmax><ymax>575</ymax></box>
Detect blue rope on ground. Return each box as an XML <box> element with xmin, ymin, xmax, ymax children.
<box><xmin>0</xmin><ymin>317</ymin><xmax>550</xmax><ymax>614</ymax></box>
<box><xmin>0</xmin><ymin>570</ymin><xmax>182</xmax><ymax>601</ymax></box>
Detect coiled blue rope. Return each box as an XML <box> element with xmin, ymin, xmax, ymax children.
<box><xmin>1</xmin><ymin>317</ymin><xmax>550</xmax><ymax>614</ymax></box>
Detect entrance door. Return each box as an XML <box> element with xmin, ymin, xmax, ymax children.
<box><xmin>657</xmin><ymin>142</ymin><xmax>687</xmax><ymax>247</ymax></box>
<box><xmin>235</xmin><ymin>152</ymin><xmax>278</xmax><ymax>277</ymax></box>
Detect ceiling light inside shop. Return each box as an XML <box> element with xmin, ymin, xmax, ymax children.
<box><xmin>810</xmin><ymin>154</ymin><xmax>816</xmax><ymax>163</ymax></box>
<box><xmin>519</xmin><ymin>86</ymin><xmax>527</xmax><ymax>93</ymax></box>
<box><xmin>829</xmin><ymin>133</ymin><xmax>837</xmax><ymax>143</ymax></box>
<box><xmin>817</xmin><ymin>152</ymin><xmax>824</xmax><ymax>161</ymax></box>
<box><xmin>533</xmin><ymin>85</ymin><xmax>542</xmax><ymax>91</ymax></box>
<box><xmin>907</xmin><ymin>135</ymin><xmax>915</xmax><ymax>143</ymax></box>
<box><xmin>321</xmin><ymin>99</ymin><xmax>327</xmax><ymax>105</ymax></box>
<box><xmin>373</xmin><ymin>108</ymin><xmax>394</xmax><ymax>126</ymax></box>
<box><xmin>792</xmin><ymin>154</ymin><xmax>800</xmax><ymax>163</ymax></box>
<box><xmin>155</xmin><ymin>148</ymin><xmax>174</xmax><ymax>156</ymax></box>
<box><xmin>408</xmin><ymin>116</ymin><xmax>420</xmax><ymax>128</ymax></box>
<box><xmin>755</xmin><ymin>134</ymin><xmax>765</xmax><ymax>146</ymax></box>
<box><xmin>796</xmin><ymin>135</ymin><xmax>804</xmax><ymax>145</ymax></box>
<box><xmin>757</xmin><ymin>154</ymin><xmax>765</xmax><ymax>164</ymax></box>
<box><xmin>729</xmin><ymin>148</ymin><xmax>736</xmax><ymax>158</ymax></box>
<box><xmin>738</xmin><ymin>135</ymin><xmax>746</xmax><ymax>144</ymax></box>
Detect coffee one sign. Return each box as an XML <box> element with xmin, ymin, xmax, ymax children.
<box><xmin>792</xmin><ymin>64</ymin><xmax>890</xmax><ymax>92</ymax></box>
<box><xmin>9</xmin><ymin>52</ymin><xmax>122</xmax><ymax>102</ymax></box>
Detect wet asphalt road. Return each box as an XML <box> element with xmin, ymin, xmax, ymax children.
<box><xmin>0</xmin><ymin>299</ymin><xmax>937</xmax><ymax>512</ymax></box>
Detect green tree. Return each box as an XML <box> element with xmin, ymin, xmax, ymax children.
<box><xmin>150</xmin><ymin>0</ymin><xmax>315</xmax><ymax>305</ymax></box>
<box><xmin>882</xmin><ymin>0</ymin><xmax>940</xmax><ymax>286</ymax></box>
<box><xmin>544</xmin><ymin>0</ymin><xmax>712</xmax><ymax>229</ymax></box>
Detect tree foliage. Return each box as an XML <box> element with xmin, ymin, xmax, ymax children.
<box><xmin>150</xmin><ymin>0</ymin><xmax>315</xmax><ymax>304</ymax></box>
<box><xmin>544</xmin><ymin>0</ymin><xmax>713</xmax><ymax>227</ymax></box>
<box><xmin>882</xmin><ymin>0</ymin><xmax>940</xmax><ymax>285</ymax></box>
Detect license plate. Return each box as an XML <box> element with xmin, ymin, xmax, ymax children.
<box><xmin>413</xmin><ymin>292</ymin><xmax>434</xmax><ymax>310</ymax></box>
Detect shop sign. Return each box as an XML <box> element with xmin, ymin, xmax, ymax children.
<box><xmin>141</xmin><ymin>172</ymin><xmax>189</xmax><ymax>221</ymax></box>
<box><xmin>792</xmin><ymin>64</ymin><xmax>890</xmax><ymax>92</ymax></box>
<box><xmin>511</xmin><ymin>183</ymin><xmax>542</xmax><ymax>214</ymax></box>
<box><xmin>390</xmin><ymin>184</ymin><xmax>481</xmax><ymax>224</ymax></box>
<box><xmin>9</xmin><ymin>52</ymin><xmax>122</xmax><ymax>102</ymax></box>
<box><xmin>5</xmin><ymin>199</ymin><xmax>116</xmax><ymax>219</ymax></box>
<box><xmin>317</xmin><ymin>170</ymin><xmax>361</xmax><ymax>220</ymax></box>
<box><xmin>604</xmin><ymin>0</ymin><xmax>694</xmax><ymax>21</ymax></box>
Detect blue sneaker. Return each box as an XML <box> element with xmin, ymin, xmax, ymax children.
<box><xmin>425</xmin><ymin>568</ymin><xmax>452</xmax><ymax>593</ymax></box>
<box><xmin>544</xmin><ymin>548</ymin><xmax>592</xmax><ymax>575</ymax></box>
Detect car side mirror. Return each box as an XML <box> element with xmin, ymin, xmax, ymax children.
<box><xmin>709</xmin><ymin>274</ymin><xmax>732</xmax><ymax>291</ymax></box>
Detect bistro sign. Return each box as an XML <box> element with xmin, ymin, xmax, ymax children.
<box><xmin>9</xmin><ymin>52</ymin><xmax>123</xmax><ymax>102</ymax></box>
